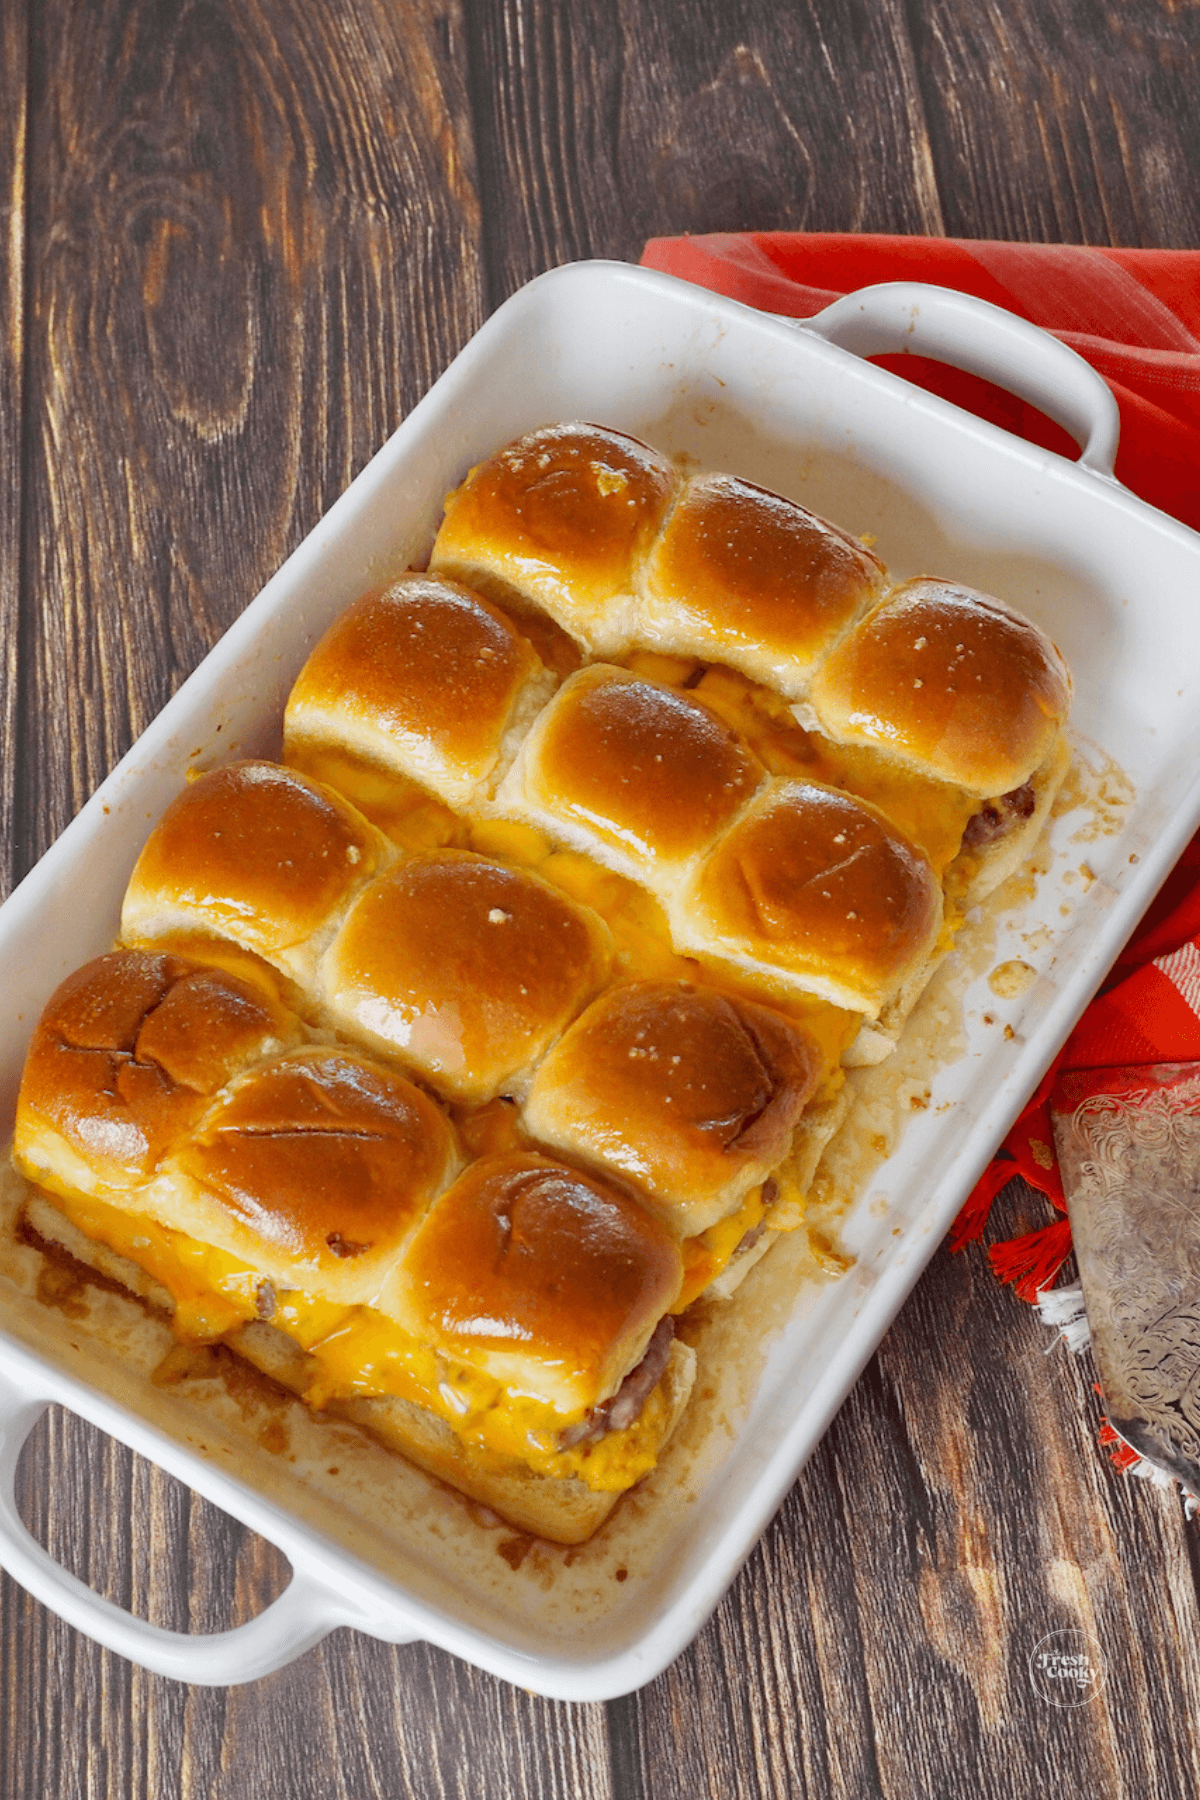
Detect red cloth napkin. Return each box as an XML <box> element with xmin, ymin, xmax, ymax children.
<box><xmin>640</xmin><ymin>231</ymin><xmax>1200</xmax><ymax>1293</ymax></box>
<box><xmin>641</xmin><ymin>232</ymin><xmax>1200</xmax><ymax>532</ymax></box>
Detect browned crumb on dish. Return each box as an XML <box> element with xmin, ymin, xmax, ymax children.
<box><xmin>988</xmin><ymin>959</ymin><xmax>1037</xmax><ymax>998</ymax></box>
<box><xmin>496</xmin><ymin>1534</ymin><xmax>536</xmax><ymax>1571</ymax></box>
<box><xmin>1053</xmin><ymin>748</ymin><xmax>1135</xmax><ymax>842</ymax></box>
<box><xmin>258</xmin><ymin>1418</ymin><xmax>291</xmax><ymax>1456</ymax></box>
<box><xmin>152</xmin><ymin>1341</ymin><xmax>224</xmax><ymax>1387</ymax></box>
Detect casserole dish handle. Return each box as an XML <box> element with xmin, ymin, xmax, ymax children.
<box><xmin>0</xmin><ymin>1368</ymin><xmax>399</xmax><ymax>1684</ymax></box>
<box><xmin>801</xmin><ymin>281</ymin><xmax>1121</xmax><ymax>478</ymax></box>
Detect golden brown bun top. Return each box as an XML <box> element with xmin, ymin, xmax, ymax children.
<box><xmin>642</xmin><ymin>474</ymin><xmax>885</xmax><ymax>690</ymax></box>
<box><xmin>322</xmin><ymin>850</ymin><xmax>611</xmax><ymax>1101</ymax></box>
<box><xmin>15</xmin><ymin>951</ymin><xmax>295</xmax><ymax>1187</ymax></box>
<box><xmin>177</xmin><ymin>1047</ymin><xmax>456</xmax><ymax>1281</ymax></box>
<box><xmin>524</xmin><ymin>981</ymin><xmax>821</xmax><ymax>1233</ymax></box>
<box><xmin>690</xmin><ymin>781</ymin><xmax>941</xmax><ymax>1013</ymax></box>
<box><xmin>284</xmin><ymin>574</ymin><xmax>544</xmax><ymax>775</ymax></box>
<box><xmin>810</xmin><ymin>578</ymin><xmax>1073</xmax><ymax>795</ymax></box>
<box><xmin>431</xmin><ymin>422</ymin><xmax>678</xmax><ymax>638</ymax></box>
<box><xmin>396</xmin><ymin>1151</ymin><xmax>682</xmax><ymax>1413</ymax></box>
<box><xmin>519</xmin><ymin>665</ymin><xmax>763</xmax><ymax>870</ymax></box>
<box><xmin>122</xmin><ymin>761</ymin><xmax>385</xmax><ymax>957</ymax></box>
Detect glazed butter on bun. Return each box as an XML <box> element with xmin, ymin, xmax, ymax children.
<box><xmin>638</xmin><ymin>471</ymin><xmax>886</xmax><ymax>698</ymax></box>
<box><xmin>122</xmin><ymin>764</ymin><xmax>613</xmax><ymax>1103</ymax></box>
<box><xmin>494</xmin><ymin>663</ymin><xmax>765</xmax><ymax>896</ymax></box>
<box><xmin>166</xmin><ymin>1046</ymin><xmax>459</xmax><ymax>1307</ymax></box>
<box><xmin>121</xmin><ymin>760</ymin><xmax>392</xmax><ymax>991</ymax></box>
<box><xmin>672</xmin><ymin>779</ymin><xmax>943</xmax><ymax>1018</ymax></box>
<box><xmin>319</xmin><ymin>848</ymin><xmax>612</xmax><ymax>1102</ymax></box>
<box><xmin>387</xmin><ymin>1151</ymin><xmax>682</xmax><ymax>1415</ymax></box>
<box><xmin>431</xmin><ymin>422</ymin><xmax>680</xmax><ymax>659</ymax></box>
<box><xmin>14</xmin><ymin>951</ymin><xmax>301</xmax><ymax>1207</ymax></box>
<box><xmin>525</xmin><ymin>980</ymin><xmax>821</xmax><ymax>1237</ymax></box>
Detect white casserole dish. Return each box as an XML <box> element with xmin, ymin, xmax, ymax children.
<box><xmin>1</xmin><ymin>261</ymin><xmax>1199</xmax><ymax>1700</ymax></box>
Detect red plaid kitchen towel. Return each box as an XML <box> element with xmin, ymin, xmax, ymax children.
<box><xmin>639</xmin><ymin>231</ymin><xmax>1200</xmax><ymax>1289</ymax></box>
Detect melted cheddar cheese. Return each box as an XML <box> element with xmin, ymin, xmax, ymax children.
<box><xmin>286</xmin><ymin>743</ymin><xmax>466</xmax><ymax>852</ymax></box>
<box><xmin>675</xmin><ymin>1183</ymin><xmax>769</xmax><ymax>1312</ymax></box>
<box><xmin>41</xmin><ymin>1188</ymin><xmax>676</xmax><ymax>1494</ymax></box>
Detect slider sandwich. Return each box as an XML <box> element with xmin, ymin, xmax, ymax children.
<box><xmin>429</xmin><ymin>424</ymin><xmax>888</xmax><ymax>692</ymax></box>
<box><xmin>494</xmin><ymin>662</ymin><xmax>767</xmax><ymax>896</ymax></box>
<box><xmin>806</xmin><ymin>577</ymin><xmax>1073</xmax><ymax>902</ymax></box>
<box><xmin>120</xmin><ymin>758</ymin><xmax>393</xmax><ymax>993</ymax></box>
<box><xmin>636</xmin><ymin>469</ymin><xmax>888</xmax><ymax>697</ymax></box>
<box><xmin>525</xmin><ymin>978</ymin><xmax>823</xmax><ymax>1300</ymax></box>
<box><xmin>283</xmin><ymin>572</ymin><xmax>557</xmax><ymax>830</ymax></box>
<box><xmin>429</xmin><ymin>421</ymin><xmax>680</xmax><ymax>660</ymax></box>
<box><xmin>121</xmin><ymin>759</ymin><xmax>615</xmax><ymax>1104</ymax></box>
<box><xmin>121</xmin><ymin>725</ymin><xmax>853</xmax><ymax>1266</ymax></box>
<box><xmin>485</xmin><ymin>653</ymin><xmax>942</xmax><ymax>1066</ymax></box>
<box><xmin>117</xmin><ymin>755</ymin><xmax>832</xmax><ymax>1290</ymax></box>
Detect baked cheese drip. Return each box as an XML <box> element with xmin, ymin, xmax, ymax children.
<box><xmin>35</xmin><ymin>1188</ymin><xmax>677</xmax><ymax>1493</ymax></box>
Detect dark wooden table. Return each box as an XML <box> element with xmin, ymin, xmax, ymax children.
<box><xmin>3</xmin><ymin>3</ymin><xmax>1199</xmax><ymax>1795</ymax></box>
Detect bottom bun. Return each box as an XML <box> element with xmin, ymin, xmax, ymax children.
<box><xmin>20</xmin><ymin>1190</ymin><xmax>696</xmax><ymax>1546</ymax></box>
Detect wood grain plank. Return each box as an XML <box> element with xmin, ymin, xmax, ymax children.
<box><xmin>13</xmin><ymin>0</ymin><xmax>485</xmax><ymax>880</ymax></box>
<box><xmin>138</xmin><ymin>1635</ymin><xmax>612</xmax><ymax>1800</ymax></box>
<box><xmin>5</xmin><ymin>1408</ymin><xmax>291</xmax><ymax>1800</ymax></box>
<box><xmin>4</xmin><ymin>1</ymin><xmax>520</xmax><ymax>1793</ymax></box>
<box><xmin>465</xmin><ymin>0</ymin><xmax>945</xmax><ymax>306</ymax></box>
<box><xmin>906</xmin><ymin>0</ymin><xmax>1200</xmax><ymax>247</ymax></box>
<box><xmin>0</xmin><ymin>0</ymin><xmax>26</xmax><ymax>904</ymax></box>
<box><xmin>857</xmin><ymin>1223</ymin><xmax>1200</xmax><ymax>1798</ymax></box>
<box><xmin>6</xmin><ymin>1423</ymin><xmax>616</xmax><ymax>1800</ymax></box>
